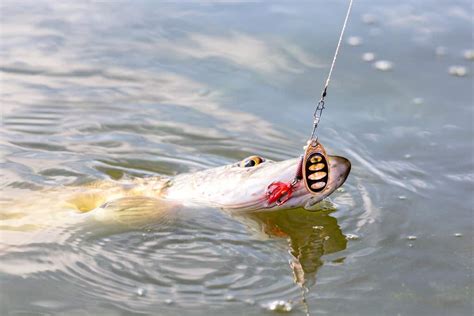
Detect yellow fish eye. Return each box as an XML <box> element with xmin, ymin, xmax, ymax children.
<box><xmin>240</xmin><ymin>156</ymin><xmax>264</xmax><ymax>168</ymax></box>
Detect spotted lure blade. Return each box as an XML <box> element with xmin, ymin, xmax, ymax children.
<box><xmin>302</xmin><ymin>140</ymin><xmax>329</xmax><ymax>194</ymax></box>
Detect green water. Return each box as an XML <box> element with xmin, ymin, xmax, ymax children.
<box><xmin>1</xmin><ymin>1</ymin><xmax>472</xmax><ymax>315</ymax></box>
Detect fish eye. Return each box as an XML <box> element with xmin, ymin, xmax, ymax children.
<box><xmin>240</xmin><ymin>156</ymin><xmax>265</xmax><ymax>168</ymax></box>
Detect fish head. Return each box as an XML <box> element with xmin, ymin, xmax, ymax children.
<box><xmin>165</xmin><ymin>152</ymin><xmax>351</xmax><ymax>212</ymax></box>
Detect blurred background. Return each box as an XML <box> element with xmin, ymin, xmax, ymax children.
<box><xmin>1</xmin><ymin>1</ymin><xmax>472</xmax><ymax>315</ymax></box>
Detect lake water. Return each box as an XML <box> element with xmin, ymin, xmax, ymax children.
<box><xmin>1</xmin><ymin>1</ymin><xmax>472</xmax><ymax>315</ymax></box>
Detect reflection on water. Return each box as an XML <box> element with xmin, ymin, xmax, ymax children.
<box><xmin>242</xmin><ymin>208</ymin><xmax>346</xmax><ymax>290</ymax></box>
<box><xmin>1</xmin><ymin>0</ymin><xmax>472</xmax><ymax>315</ymax></box>
<box><xmin>237</xmin><ymin>207</ymin><xmax>347</xmax><ymax>315</ymax></box>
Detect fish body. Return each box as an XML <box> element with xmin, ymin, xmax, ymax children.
<box><xmin>1</xmin><ymin>153</ymin><xmax>350</xmax><ymax>232</ymax></box>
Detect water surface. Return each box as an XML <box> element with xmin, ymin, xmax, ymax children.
<box><xmin>1</xmin><ymin>1</ymin><xmax>472</xmax><ymax>315</ymax></box>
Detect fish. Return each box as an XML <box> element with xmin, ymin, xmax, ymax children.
<box><xmin>0</xmin><ymin>152</ymin><xmax>350</xmax><ymax>234</ymax></box>
<box><xmin>8</xmin><ymin>154</ymin><xmax>351</xmax><ymax>213</ymax></box>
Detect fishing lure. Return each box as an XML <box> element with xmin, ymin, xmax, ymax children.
<box><xmin>266</xmin><ymin>0</ymin><xmax>353</xmax><ymax>205</ymax></box>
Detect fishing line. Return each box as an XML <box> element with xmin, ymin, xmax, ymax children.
<box><xmin>311</xmin><ymin>0</ymin><xmax>354</xmax><ymax>140</ymax></box>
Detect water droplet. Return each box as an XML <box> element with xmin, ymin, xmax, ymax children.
<box><xmin>398</xmin><ymin>195</ymin><xmax>407</xmax><ymax>200</ymax></box>
<box><xmin>136</xmin><ymin>288</ymin><xmax>146</xmax><ymax>297</ymax></box>
<box><xmin>448</xmin><ymin>65</ymin><xmax>468</xmax><ymax>77</ymax></box>
<box><xmin>408</xmin><ymin>243</ymin><xmax>413</xmax><ymax>248</ymax></box>
<box><xmin>463</xmin><ymin>49</ymin><xmax>474</xmax><ymax>61</ymax></box>
<box><xmin>454</xmin><ymin>233</ymin><xmax>463</xmax><ymax>237</ymax></box>
<box><xmin>373</xmin><ymin>60</ymin><xmax>393</xmax><ymax>71</ymax></box>
<box><xmin>362</xmin><ymin>52</ymin><xmax>375</xmax><ymax>62</ymax></box>
<box><xmin>404</xmin><ymin>154</ymin><xmax>412</xmax><ymax>159</ymax></box>
<box><xmin>245</xmin><ymin>299</ymin><xmax>255</xmax><ymax>305</ymax></box>
<box><xmin>263</xmin><ymin>300</ymin><xmax>293</xmax><ymax>313</ymax></box>
<box><xmin>407</xmin><ymin>235</ymin><xmax>417</xmax><ymax>240</ymax></box>
<box><xmin>312</xmin><ymin>225</ymin><xmax>323</xmax><ymax>230</ymax></box>
<box><xmin>225</xmin><ymin>295</ymin><xmax>235</xmax><ymax>301</ymax></box>
<box><xmin>412</xmin><ymin>98</ymin><xmax>424</xmax><ymax>105</ymax></box>
<box><xmin>345</xmin><ymin>233</ymin><xmax>359</xmax><ymax>240</ymax></box>
<box><xmin>362</xmin><ymin>14</ymin><xmax>376</xmax><ymax>24</ymax></box>
<box><xmin>435</xmin><ymin>46</ymin><xmax>447</xmax><ymax>56</ymax></box>
<box><xmin>165</xmin><ymin>299</ymin><xmax>173</xmax><ymax>305</ymax></box>
<box><xmin>336</xmin><ymin>187</ymin><xmax>345</xmax><ymax>193</ymax></box>
<box><xmin>347</xmin><ymin>36</ymin><xmax>363</xmax><ymax>46</ymax></box>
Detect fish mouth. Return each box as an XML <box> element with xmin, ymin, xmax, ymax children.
<box><xmin>232</xmin><ymin>155</ymin><xmax>351</xmax><ymax>212</ymax></box>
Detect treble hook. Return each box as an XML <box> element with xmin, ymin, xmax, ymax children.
<box><xmin>266</xmin><ymin>182</ymin><xmax>294</xmax><ymax>206</ymax></box>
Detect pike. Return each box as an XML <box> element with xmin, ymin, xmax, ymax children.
<box><xmin>2</xmin><ymin>146</ymin><xmax>351</xmax><ymax>241</ymax></box>
<box><xmin>0</xmin><ymin>150</ymin><xmax>350</xmax><ymax>244</ymax></box>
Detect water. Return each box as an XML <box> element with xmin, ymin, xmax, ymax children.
<box><xmin>1</xmin><ymin>1</ymin><xmax>472</xmax><ymax>315</ymax></box>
